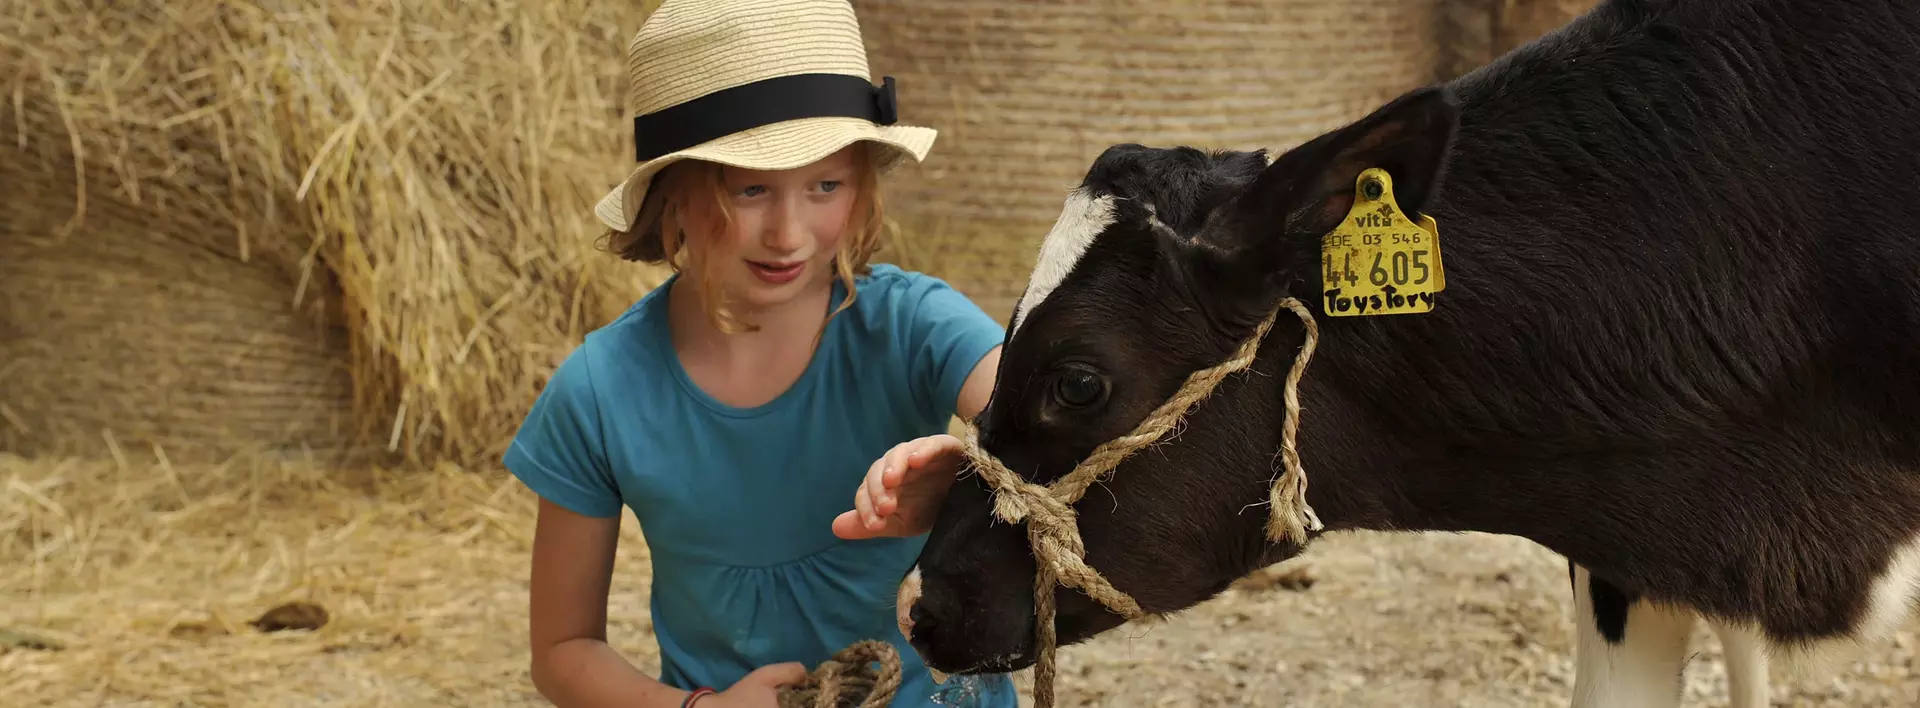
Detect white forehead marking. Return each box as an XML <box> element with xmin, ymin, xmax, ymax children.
<box><xmin>1011</xmin><ymin>188</ymin><xmax>1117</xmax><ymax>335</ymax></box>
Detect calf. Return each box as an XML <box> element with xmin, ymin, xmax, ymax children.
<box><xmin>897</xmin><ymin>0</ymin><xmax>1920</xmax><ymax>705</ymax></box>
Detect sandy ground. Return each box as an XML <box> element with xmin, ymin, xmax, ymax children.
<box><xmin>3</xmin><ymin>452</ymin><xmax>1915</xmax><ymax>707</ymax></box>
<box><xmin>1032</xmin><ymin>532</ymin><xmax>1919</xmax><ymax>707</ymax></box>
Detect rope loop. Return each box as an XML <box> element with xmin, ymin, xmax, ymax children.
<box><xmin>777</xmin><ymin>639</ymin><xmax>905</xmax><ymax>708</ymax></box>
<box><xmin>956</xmin><ymin>296</ymin><xmax>1323</xmax><ymax>708</ymax></box>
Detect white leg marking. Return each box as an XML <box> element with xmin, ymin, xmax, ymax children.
<box><xmin>1568</xmin><ymin>534</ymin><xmax>1920</xmax><ymax>707</ymax></box>
<box><xmin>1848</xmin><ymin>531</ymin><xmax>1920</xmax><ymax>649</ymax></box>
<box><xmin>1709</xmin><ymin>619</ymin><xmax>1771</xmax><ymax>708</ymax></box>
<box><xmin>1571</xmin><ymin>565</ymin><xmax>1697</xmax><ymax>708</ymax></box>
<box><xmin>1009</xmin><ymin>188</ymin><xmax>1117</xmax><ymax>336</ymax></box>
<box><xmin>1762</xmin><ymin>530</ymin><xmax>1920</xmax><ymax>683</ymax></box>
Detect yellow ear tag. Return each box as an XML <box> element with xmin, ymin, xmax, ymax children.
<box><xmin>1319</xmin><ymin>167</ymin><xmax>1446</xmax><ymax>316</ymax></box>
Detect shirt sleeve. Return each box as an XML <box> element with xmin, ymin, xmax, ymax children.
<box><xmin>891</xmin><ymin>272</ymin><xmax>1006</xmax><ymax>426</ymax></box>
<box><xmin>503</xmin><ymin>344</ymin><xmax>624</xmax><ymax>518</ymax></box>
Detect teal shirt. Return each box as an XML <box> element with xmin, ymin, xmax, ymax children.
<box><xmin>505</xmin><ymin>264</ymin><xmax>1016</xmax><ymax>706</ymax></box>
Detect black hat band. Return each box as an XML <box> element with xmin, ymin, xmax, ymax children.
<box><xmin>633</xmin><ymin>73</ymin><xmax>899</xmax><ymax>163</ymax></box>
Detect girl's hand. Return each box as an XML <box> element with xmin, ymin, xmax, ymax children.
<box><xmin>699</xmin><ymin>662</ymin><xmax>808</xmax><ymax>708</ymax></box>
<box><xmin>832</xmin><ymin>434</ymin><xmax>967</xmax><ymax>540</ymax></box>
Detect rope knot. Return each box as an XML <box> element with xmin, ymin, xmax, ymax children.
<box><xmin>986</xmin><ymin>476</ymin><xmax>1055</xmax><ymax>524</ymax></box>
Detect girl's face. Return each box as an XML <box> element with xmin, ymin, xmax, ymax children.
<box><xmin>693</xmin><ymin>146</ymin><xmax>860</xmax><ymax>315</ymax></box>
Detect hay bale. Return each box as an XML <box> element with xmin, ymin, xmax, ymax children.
<box><xmin>0</xmin><ymin>146</ymin><xmax>358</xmax><ymax>463</ymax></box>
<box><xmin>1437</xmin><ymin>0</ymin><xmax>1500</xmax><ymax>81</ymax></box>
<box><xmin>1</xmin><ymin>1</ymin><xmax>667</xmax><ymax>466</ymax></box>
<box><xmin>1492</xmin><ymin>0</ymin><xmax>1603</xmax><ymax>55</ymax></box>
<box><xmin>852</xmin><ymin>0</ymin><xmax>1444</xmax><ymax>322</ymax></box>
<box><xmin>1436</xmin><ymin>0</ymin><xmax>1604</xmax><ymax>81</ymax></box>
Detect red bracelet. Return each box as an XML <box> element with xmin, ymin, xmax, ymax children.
<box><xmin>681</xmin><ymin>687</ymin><xmax>716</xmax><ymax>708</ymax></box>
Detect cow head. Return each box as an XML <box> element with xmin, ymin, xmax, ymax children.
<box><xmin>900</xmin><ymin>86</ymin><xmax>1461</xmax><ymax>674</ymax></box>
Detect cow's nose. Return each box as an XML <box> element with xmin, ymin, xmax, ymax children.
<box><xmin>903</xmin><ymin>601</ymin><xmax>942</xmax><ymax>659</ymax></box>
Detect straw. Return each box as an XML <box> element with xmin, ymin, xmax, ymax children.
<box><xmin>0</xmin><ymin>450</ymin><xmax>658</xmax><ymax>706</ymax></box>
<box><xmin>0</xmin><ymin>1</ymin><xmax>670</xmax><ymax>467</ymax></box>
<box><xmin>1434</xmin><ymin>0</ymin><xmax>1602</xmax><ymax>81</ymax></box>
<box><xmin>1</xmin><ymin>149</ymin><xmax>361</xmax><ymax>464</ymax></box>
<box><xmin>1437</xmin><ymin>0</ymin><xmax>1501</xmax><ymax>80</ymax></box>
<box><xmin>0</xmin><ymin>0</ymin><xmax>1588</xmax><ymax>462</ymax></box>
<box><xmin>855</xmin><ymin>0</ymin><xmax>1445</xmax><ymax>323</ymax></box>
<box><xmin>1492</xmin><ymin>0</ymin><xmax>1602</xmax><ymax>59</ymax></box>
<box><xmin>9</xmin><ymin>448</ymin><xmax>1920</xmax><ymax>706</ymax></box>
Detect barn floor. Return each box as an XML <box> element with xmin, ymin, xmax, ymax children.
<box><xmin>2</xmin><ymin>452</ymin><xmax>1915</xmax><ymax>707</ymax></box>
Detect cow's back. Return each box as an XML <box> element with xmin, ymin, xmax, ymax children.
<box><xmin>1378</xmin><ymin>0</ymin><xmax>1920</xmax><ymax>453</ymax></box>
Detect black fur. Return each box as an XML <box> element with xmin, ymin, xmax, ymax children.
<box><xmin>905</xmin><ymin>0</ymin><xmax>1920</xmax><ymax>679</ymax></box>
<box><xmin>1590</xmin><ymin>572</ymin><xmax>1640</xmax><ymax>645</ymax></box>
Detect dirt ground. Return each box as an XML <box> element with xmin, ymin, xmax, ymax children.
<box><xmin>3</xmin><ymin>452</ymin><xmax>1915</xmax><ymax>707</ymax></box>
<box><xmin>1033</xmin><ymin>531</ymin><xmax>1919</xmax><ymax>707</ymax></box>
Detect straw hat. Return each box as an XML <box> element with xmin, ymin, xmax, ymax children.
<box><xmin>593</xmin><ymin>0</ymin><xmax>938</xmax><ymax>233</ymax></box>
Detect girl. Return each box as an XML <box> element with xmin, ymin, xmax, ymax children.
<box><xmin>504</xmin><ymin>1</ymin><xmax>1016</xmax><ymax>707</ymax></box>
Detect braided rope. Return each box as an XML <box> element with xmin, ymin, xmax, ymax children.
<box><xmin>776</xmin><ymin>639</ymin><xmax>904</xmax><ymax>708</ymax></box>
<box><xmin>957</xmin><ymin>296</ymin><xmax>1323</xmax><ymax>708</ymax></box>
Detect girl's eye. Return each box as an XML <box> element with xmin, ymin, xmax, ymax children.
<box><xmin>818</xmin><ymin>180</ymin><xmax>842</xmax><ymax>193</ymax></box>
<box><xmin>738</xmin><ymin>185</ymin><xmax>766</xmax><ymax>198</ymax></box>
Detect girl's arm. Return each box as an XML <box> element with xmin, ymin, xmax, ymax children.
<box><xmin>953</xmin><ymin>345</ymin><xmax>1002</xmax><ymax>422</ymax></box>
<box><xmin>529</xmin><ymin>498</ymin><xmax>809</xmax><ymax>708</ymax></box>
<box><xmin>528</xmin><ymin>498</ymin><xmax>689</xmax><ymax>708</ymax></box>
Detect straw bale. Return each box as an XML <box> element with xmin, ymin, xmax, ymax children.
<box><xmin>1436</xmin><ymin>0</ymin><xmax>1604</xmax><ymax>81</ymax></box>
<box><xmin>852</xmin><ymin>0</ymin><xmax>1444</xmax><ymax>322</ymax></box>
<box><xmin>1437</xmin><ymin>0</ymin><xmax>1501</xmax><ymax>80</ymax></box>
<box><xmin>1493</xmin><ymin>0</ymin><xmax>1604</xmax><ymax>57</ymax></box>
<box><xmin>1</xmin><ymin>142</ymin><xmax>361</xmax><ymax>464</ymax></box>
<box><xmin>1</xmin><ymin>0</ymin><xmax>667</xmax><ymax>468</ymax></box>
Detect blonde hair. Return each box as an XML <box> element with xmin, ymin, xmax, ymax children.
<box><xmin>603</xmin><ymin>142</ymin><xmax>888</xmax><ymax>334</ymax></box>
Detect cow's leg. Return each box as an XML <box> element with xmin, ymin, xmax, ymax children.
<box><xmin>1708</xmin><ymin>619</ymin><xmax>1771</xmax><ymax>708</ymax></box>
<box><xmin>1570</xmin><ymin>563</ymin><xmax>1696</xmax><ymax>708</ymax></box>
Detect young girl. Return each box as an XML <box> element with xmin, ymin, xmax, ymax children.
<box><xmin>504</xmin><ymin>1</ymin><xmax>1016</xmax><ymax>706</ymax></box>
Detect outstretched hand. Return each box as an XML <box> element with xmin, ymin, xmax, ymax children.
<box><xmin>833</xmin><ymin>434</ymin><xmax>968</xmax><ymax>540</ymax></box>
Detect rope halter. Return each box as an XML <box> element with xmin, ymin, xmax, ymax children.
<box><xmin>955</xmin><ymin>295</ymin><xmax>1325</xmax><ymax>708</ymax></box>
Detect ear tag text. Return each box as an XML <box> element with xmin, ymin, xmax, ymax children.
<box><xmin>1319</xmin><ymin>167</ymin><xmax>1446</xmax><ymax>316</ymax></box>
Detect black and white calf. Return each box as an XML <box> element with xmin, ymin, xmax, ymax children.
<box><xmin>898</xmin><ymin>0</ymin><xmax>1920</xmax><ymax>705</ymax></box>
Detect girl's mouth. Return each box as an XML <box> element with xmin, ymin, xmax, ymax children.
<box><xmin>748</xmin><ymin>259</ymin><xmax>805</xmax><ymax>284</ymax></box>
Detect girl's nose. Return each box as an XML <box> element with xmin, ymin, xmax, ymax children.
<box><xmin>762</xmin><ymin>203</ymin><xmax>806</xmax><ymax>251</ymax></box>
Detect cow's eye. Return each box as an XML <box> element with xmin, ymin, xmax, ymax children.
<box><xmin>1052</xmin><ymin>368</ymin><xmax>1106</xmax><ymax>408</ymax></box>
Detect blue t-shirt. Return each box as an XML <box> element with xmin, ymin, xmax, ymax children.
<box><xmin>504</xmin><ymin>264</ymin><xmax>1016</xmax><ymax>707</ymax></box>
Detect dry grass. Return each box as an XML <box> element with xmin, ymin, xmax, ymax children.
<box><xmin>7</xmin><ymin>451</ymin><xmax>1916</xmax><ymax>707</ymax></box>
<box><xmin>1</xmin><ymin>1</ymin><xmax>669</xmax><ymax>467</ymax></box>
<box><xmin>0</xmin><ymin>151</ymin><xmax>362</xmax><ymax>464</ymax></box>
<box><xmin>0</xmin><ymin>0</ymin><xmax>1595</xmax><ymax>464</ymax></box>
<box><xmin>0</xmin><ymin>451</ymin><xmax>650</xmax><ymax>706</ymax></box>
<box><xmin>851</xmin><ymin>0</ymin><xmax>1446</xmax><ymax>326</ymax></box>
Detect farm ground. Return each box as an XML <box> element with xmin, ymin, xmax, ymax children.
<box><xmin>3</xmin><ymin>453</ymin><xmax>1915</xmax><ymax>707</ymax></box>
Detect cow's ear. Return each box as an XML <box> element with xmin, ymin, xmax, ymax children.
<box><xmin>1234</xmin><ymin>85</ymin><xmax>1460</xmax><ymax>257</ymax></box>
